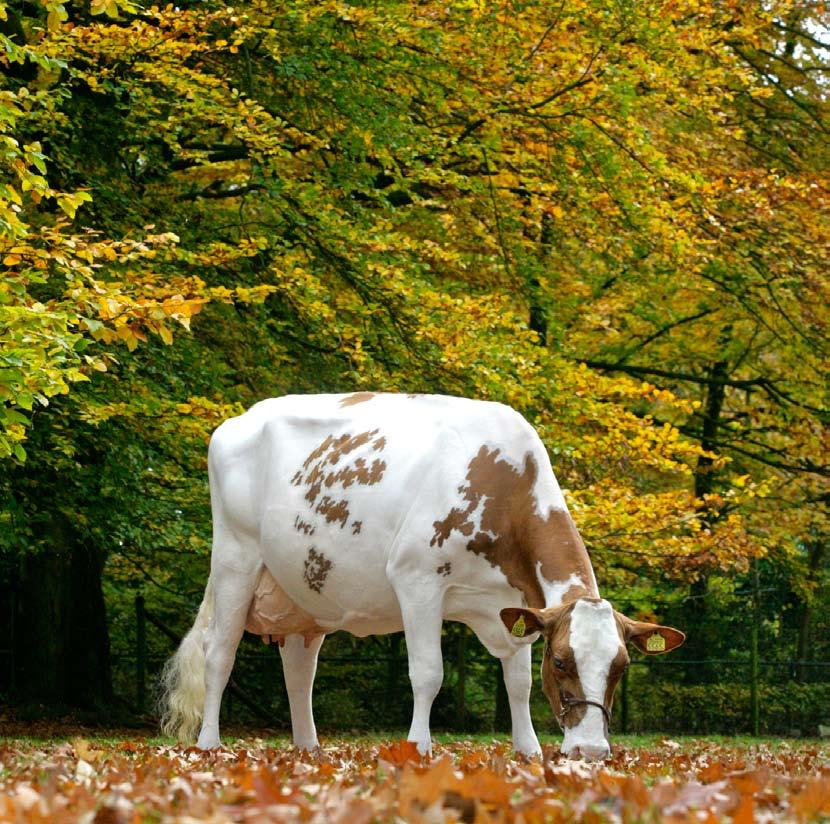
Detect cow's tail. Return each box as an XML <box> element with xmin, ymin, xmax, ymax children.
<box><xmin>159</xmin><ymin>577</ymin><xmax>214</xmax><ymax>743</ymax></box>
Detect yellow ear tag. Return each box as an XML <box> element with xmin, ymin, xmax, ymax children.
<box><xmin>646</xmin><ymin>632</ymin><xmax>666</xmax><ymax>652</ymax></box>
<box><xmin>511</xmin><ymin>615</ymin><xmax>527</xmax><ymax>637</ymax></box>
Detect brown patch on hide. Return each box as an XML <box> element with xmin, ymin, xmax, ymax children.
<box><xmin>305</xmin><ymin>480</ymin><xmax>323</xmax><ymax>506</ymax></box>
<box><xmin>604</xmin><ymin>648</ymin><xmax>629</xmax><ymax>712</ymax></box>
<box><xmin>291</xmin><ymin>429</ymin><xmax>388</xmax><ymax>530</ymax></box>
<box><xmin>367</xmin><ymin>460</ymin><xmax>386</xmax><ymax>484</ymax></box>
<box><xmin>324</xmin><ymin>457</ymin><xmax>387</xmax><ymax>489</ymax></box>
<box><xmin>328</xmin><ymin>430</ymin><xmax>378</xmax><ymax>464</ymax></box>
<box><xmin>339</xmin><ymin>391</ymin><xmax>376</xmax><ymax>407</ymax></box>
<box><xmin>352</xmin><ymin>520</ymin><xmax>362</xmax><ymax>535</ymax></box>
<box><xmin>294</xmin><ymin>516</ymin><xmax>315</xmax><ymax>536</ymax></box>
<box><xmin>431</xmin><ymin>508</ymin><xmax>474</xmax><ymax>548</ymax></box>
<box><xmin>437</xmin><ymin>562</ymin><xmax>452</xmax><ymax>577</ymax></box>
<box><xmin>304</xmin><ymin>548</ymin><xmax>333</xmax><ymax>593</ymax></box>
<box><xmin>302</xmin><ymin>435</ymin><xmax>337</xmax><ymax>470</ymax></box>
<box><xmin>245</xmin><ymin>568</ymin><xmax>326</xmax><ymax>639</ymax></box>
<box><xmin>316</xmin><ymin>496</ymin><xmax>349</xmax><ymax>528</ymax></box>
<box><xmin>430</xmin><ymin>446</ymin><xmax>595</xmax><ymax>609</ymax></box>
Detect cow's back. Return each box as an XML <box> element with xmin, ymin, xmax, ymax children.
<box><xmin>208</xmin><ymin>393</ymin><xmax>559</xmax><ymax>635</ymax></box>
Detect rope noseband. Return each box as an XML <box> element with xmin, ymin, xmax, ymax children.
<box><xmin>557</xmin><ymin>693</ymin><xmax>612</xmax><ymax>730</ymax></box>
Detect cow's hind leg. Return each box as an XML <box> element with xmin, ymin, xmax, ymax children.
<box><xmin>197</xmin><ymin>545</ymin><xmax>260</xmax><ymax>749</ymax></box>
<box><xmin>279</xmin><ymin>634</ymin><xmax>325</xmax><ymax>751</ymax></box>
<box><xmin>395</xmin><ymin>590</ymin><xmax>444</xmax><ymax>755</ymax></box>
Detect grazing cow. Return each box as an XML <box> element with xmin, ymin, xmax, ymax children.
<box><xmin>161</xmin><ymin>392</ymin><xmax>685</xmax><ymax>759</ymax></box>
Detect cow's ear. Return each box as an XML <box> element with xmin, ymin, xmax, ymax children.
<box><xmin>618</xmin><ymin>615</ymin><xmax>685</xmax><ymax>655</ymax></box>
<box><xmin>500</xmin><ymin>607</ymin><xmax>547</xmax><ymax>639</ymax></box>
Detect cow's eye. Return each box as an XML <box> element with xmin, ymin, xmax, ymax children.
<box><xmin>553</xmin><ymin>656</ymin><xmax>566</xmax><ymax>671</ymax></box>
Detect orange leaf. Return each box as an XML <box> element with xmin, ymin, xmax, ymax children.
<box><xmin>378</xmin><ymin>739</ymin><xmax>421</xmax><ymax>766</ymax></box>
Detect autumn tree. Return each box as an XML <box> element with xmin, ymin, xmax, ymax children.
<box><xmin>1</xmin><ymin>0</ymin><xmax>826</xmax><ymax>715</ymax></box>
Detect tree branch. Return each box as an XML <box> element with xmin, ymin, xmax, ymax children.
<box><xmin>580</xmin><ymin>359</ymin><xmax>768</xmax><ymax>388</ymax></box>
<box><xmin>177</xmin><ymin>183</ymin><xmax>266</xmax><ymax>201</ymax></box>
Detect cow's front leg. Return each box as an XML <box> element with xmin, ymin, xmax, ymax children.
<box><xmin>502</xmin><ymin>645</ymin><xmax>541</xmax><ymax>757</ymax></box>
<box><xmin>279</xmin><ymin>633</ymin><xmax>325</xmax><ymax>751</ymax></box>
<box><xmin>398</xmin><ymin>596</ymin><xmax>444</xmax><ymax>756</ymax></box>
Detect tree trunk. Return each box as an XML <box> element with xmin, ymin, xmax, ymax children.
<box><xmin>12</xmin><ymin>513</ymin><xmax>112</xmax><ymax>709</ymax></box>
<box><xmin>684</xmin><ymin>358</ymin><xmax>729</xmax><ymax>683</ymax></box>
<box><xmin>796</xmin><ymin>539</ymin><xmax>826</xmax><ymax>683</ymax></box>
<box><xmin>528</xmin><ymin>210</ymin><xmax>554</xmax><ymax>347</ymax></box>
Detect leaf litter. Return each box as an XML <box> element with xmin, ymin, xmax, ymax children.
<box><xmin>0</xmin><ymin>737</ymin><xmax>828</xmax><ymax>822</ymax></box>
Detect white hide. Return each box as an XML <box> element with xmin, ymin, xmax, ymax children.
<box><xmin>562</xmin><ymin>599</ymin><xmax>621</xmax><ymax>759</ymax></box>
<box><xmin>163</xmin><ymin>393</ymin><xmax>601</xmax><ymax>757</ymax></box>
<box><xmin>502</xmin><ymin>645</ymin><xmax>541</xmax><ymax>755</ymax></box>
<box><xmin>279</xmin><ymin>634</ymin><xmax>325</xmax><ymax>750</ymax></box>
<box><xmin>536</xmin><ymin>569</ymin><xmax>586</xmax><ymax>607</ymax></box>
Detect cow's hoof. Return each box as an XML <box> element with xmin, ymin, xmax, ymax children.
<box><xmin>514</xmin><ymin>736</ymin><xmax>542</xmax><ymax>758</ymax></box>
<box><xmin>410</xmin><ymin>738</ymin><xmax>432</xmax><ymax>758</ymax></box>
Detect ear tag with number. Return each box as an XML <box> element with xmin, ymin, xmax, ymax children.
<box><xmin>646</xmin><ymin>632</ymin><xmax>666</xmax><ymax>652</ymax></box>
<box><xmin>511</xmin><ymin>615</ymin><xmax>527</xmax><ymax>637</ymax></box>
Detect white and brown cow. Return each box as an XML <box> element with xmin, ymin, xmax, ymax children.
<box><xmin>161</xmin><ymin>392</ymin><xmax>684</xmax><ymax>759</ymax></box>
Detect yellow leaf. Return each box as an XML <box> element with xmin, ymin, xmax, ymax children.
<box><xmin>56</xmin><ymin>195</ymin><xmax>77</xmax><ymax>219</ymax></box>
<box><xmin>72</xmin><ymin>738</ymin><xmax>105</xmax><ymax>762</ymax></box>
<box><xmin>46</xmin><ymin>6</ymin><xmax>67</xmax><ymax>30</ymax></box>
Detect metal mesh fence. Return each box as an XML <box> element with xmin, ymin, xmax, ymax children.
<box><xmin>105</xmin><ymin>600</ymin><xmax>830</xmax><ymax>738</ymax></box>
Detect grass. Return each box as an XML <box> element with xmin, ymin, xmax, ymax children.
<box><xmin>2</xmin><ymin>729</ymin><xmax>827</xmax><ymax>753</ymax></box>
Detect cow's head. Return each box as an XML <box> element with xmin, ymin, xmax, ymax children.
<box><xmin>501</xmin><ymin>598</ymin><xmax>684</xmax><ymax>760</ymax></box>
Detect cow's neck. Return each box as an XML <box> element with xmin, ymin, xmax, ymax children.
<box><xmin>528</xmin><ymin>508</ymin><xmax>599</xmax><ymax>609</ymax></box>
<box><xmin>449</xmin><ymin>446</ymin><xmax>598</xmax><ymax>611</ymax></box>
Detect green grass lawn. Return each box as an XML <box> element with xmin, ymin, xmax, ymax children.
<box><xmin>3</xmin><ymin>729</ymin><xmax>827</xmax><ymax>753</ymax></box>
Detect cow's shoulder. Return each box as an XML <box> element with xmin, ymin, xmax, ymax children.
<box><xmin>441</xmin><ymin>399</ymin><xmax>548</xmax><ymax>467</ymax></box>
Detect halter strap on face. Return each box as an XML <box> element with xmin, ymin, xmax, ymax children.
<box><xmin>557</xmin><ymin>692</ymin><xmax>612</xmax><ymax>730</ymax></box>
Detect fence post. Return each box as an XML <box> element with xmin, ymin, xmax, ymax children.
<box><xmin>494</xmin><ymin>659</ymin><xmax>510</xmax><ymax>732</ymax></box>
<box><xmin>457</xmin><ymin>627</ymin><xmax>467</xmax><ymax>730</ymax></box>
<box><xmin>385</xmin><ymin>634</ymin><xmax>402</xmax><ymax>721</ymax></box>
<box><xmin>135</xmin><ymin>595</ymin><xmax>146</xmax><ymax>714</ymax></box>
<box><xmin>750</xmin><ymin>560</ymin><xmax>760</xmax><ymax>735</ymax></box>
<box><xmin>620</xmin><ymin>666</ymin><xmax>629</xmax><ymax>733</ymax></box>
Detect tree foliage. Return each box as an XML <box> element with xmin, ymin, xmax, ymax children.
<box><xmin>0</xmin><ymin>0</ymin><xmax>827</xmax><ymax>709</ymax></box>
